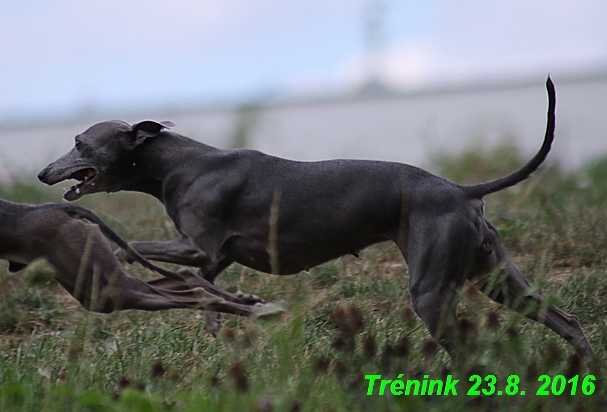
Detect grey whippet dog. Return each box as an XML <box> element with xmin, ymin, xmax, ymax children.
<box><xmin>39</xmin><ymin>78</ymin><xmax>594</xmax><ymax>360</ymax></box>
<box><xmin>0</xmin><ymin>199</ymin><xmax>273</xmax><ymax>316</ymax></box>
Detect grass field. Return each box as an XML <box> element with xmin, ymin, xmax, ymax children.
<box><xmin>0</xmin><ymin>147</ymin><xmax>606</xmax><ymax>411</ymax></box>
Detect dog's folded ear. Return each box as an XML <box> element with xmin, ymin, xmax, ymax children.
<box><xmin>121</xmin><ymin>120</ymin><xmax>175</xmax><ymax>150</ymax></box>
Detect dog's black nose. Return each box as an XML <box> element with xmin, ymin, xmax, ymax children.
<box><xmin>37</xmin><ymin>168</ymin><xmax>48</xmax><ymax>182</ymax></box>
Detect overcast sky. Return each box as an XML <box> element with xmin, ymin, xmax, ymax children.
<box><xmin>1</xmin><ymin>0</ymin><xmax>606</xmax><ymax>121</ymax></box>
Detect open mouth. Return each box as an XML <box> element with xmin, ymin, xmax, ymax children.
<box><xmin>64</xmin><ymin>168</ymin><xmax>98</xmax><ymax>200</ymax></box>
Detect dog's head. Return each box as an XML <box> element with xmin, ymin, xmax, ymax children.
<box><xmin>38</xmin><ymin>119</ymin><xmax>174</xmax><ymax>201</ymax></box>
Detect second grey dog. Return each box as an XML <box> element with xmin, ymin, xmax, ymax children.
<box><xmin>38</xmin><ymin>78</ymin><xmax>594</xmax><ymax>360</ymax></box>
<box><xmin>0</xmin><ymin>200</ymin><xmax>270</xmax><ymax>316</ymax></box>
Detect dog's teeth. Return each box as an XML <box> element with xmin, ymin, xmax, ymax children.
<box><xmin>75</xmin><ymin>187</ymin><xmax>81</xmax><ymax>195</ymax></box>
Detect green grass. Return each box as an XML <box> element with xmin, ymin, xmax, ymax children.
<box><xmin>0</xmin><ymin>153</ymin><xmax>607</xmax><ymax>411</ymax></box>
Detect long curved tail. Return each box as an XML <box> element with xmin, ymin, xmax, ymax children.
<box><xmin>463</xmin><ymin>77</ymin><xmax>555</xmax><ymax>199</ymax></box>
<box><xmin>60</xmin><ymin>204</ymin><xmax>185</xmax><ymax>281</ymax></box>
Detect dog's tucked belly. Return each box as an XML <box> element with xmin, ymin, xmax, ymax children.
<box><xmin>221</xmin><ymin>232</ymin><xmax>390</xmax><ymax>275</ymax></box>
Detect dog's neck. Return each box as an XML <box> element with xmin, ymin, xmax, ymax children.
<box><xmin>126</xmin><ymin>133</ymin><xmax>219</xmax><ymax>201</ymax></box>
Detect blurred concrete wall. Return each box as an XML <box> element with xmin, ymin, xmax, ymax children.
<box><xmin>1</xmin><ymin>73</ymin><xmax>605</xmax><ymax>181</ymax></box>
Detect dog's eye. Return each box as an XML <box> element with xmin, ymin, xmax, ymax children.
<box><xmin>75</xmin><ymin>137</ymin><xmax>82</xmax><ymax>148</ymax></box>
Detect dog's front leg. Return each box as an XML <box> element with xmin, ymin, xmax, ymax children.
<box><xmin>115</xmin><ymin>236</ymin><xmax>209</xmax><ymax>267</ymax></box>
<box><xmin>198</xmin><ymin>255</ymin><xmax>234</xmax><ymax>282</ymax></box>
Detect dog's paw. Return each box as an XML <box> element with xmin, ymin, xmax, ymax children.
<box><xmin>235</xmin><ymin>290</ymin><xmax>264</xmax><ymax>304</ymax></box>
<box><xmin>251</xmin><ymin>302</ymin><xmax>286</xmax><ymax>320</ymax></box>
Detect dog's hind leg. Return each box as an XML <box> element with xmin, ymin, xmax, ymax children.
<box><xmin>149</xmin><ymin>263</ymin><xmax>261</xmax><ymax>337</ymax></box>
<box><xmin>402</xmin><ymin>214</ymin><xmax>479</xmax><ymax>361</ymax></box>
<box><xmin>470</xmin><ymin>221</ymin><xmax>594</xmax><ymax>359</ymax></box>
<box><xmin>146</xmin><ymin>268</ymin><xmax>263</xmax><ymax>305</ymax></box>
<box><xmin>473</xmin><ymin>259</ymin><xmax>594</xmax><ymax>359</ymax></box>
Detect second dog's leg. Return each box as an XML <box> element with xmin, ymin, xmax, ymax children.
<box><xmin>150</xmin><ymin>265</ymin><xmax>259</xmax><ymax>337</ymax></box>
<box><xmin>49</xmin><ymin>220</ymin><xmax>267</xmax><ymax>316</ymax></box>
